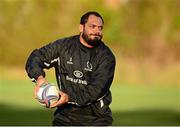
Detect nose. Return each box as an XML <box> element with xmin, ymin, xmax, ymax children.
<box><xmin>94</xmin><ymin>27</ymin><xmax>102</xmax><ymax>35</ymax></box>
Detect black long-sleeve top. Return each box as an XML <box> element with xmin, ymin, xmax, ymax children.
<box><xmin>25</xmin><ymin>35</ymin><xmax>116</xmax><ymax>107</ymax></box>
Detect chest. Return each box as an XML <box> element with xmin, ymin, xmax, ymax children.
<box><xmin>60</xmin><ymin>48</ymin><xmax>97</xmax><ymax>81</ymax></box>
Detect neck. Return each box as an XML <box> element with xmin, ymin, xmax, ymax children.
<box><xmin>79</xmin><ymin>35</ymin><xmax>93</xmax><ymax>48</ymax></box>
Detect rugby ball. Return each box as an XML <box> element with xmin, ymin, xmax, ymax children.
<box><xmin>36</xmin><ymin>83</ymin><xmax>60</xmax><ymax>108</ymax></box>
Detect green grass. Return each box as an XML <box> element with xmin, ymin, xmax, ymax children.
<box><xmin>0</xmin><ymin>79</ymin><xmax>180</xmax><ymax>125</ymax></box>
<box><xmin>110</xmin><ymin>84</ymin><xmax>180</xmax><ymax>125</ymax></box>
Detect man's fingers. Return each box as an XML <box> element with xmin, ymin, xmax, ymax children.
<box><xmin>50</xmin><ymin>91</ymin><xmax>69</xmax><ymax>108</ymax></box>
<box><xmin>33</xmin><ymin>77</ymin><xmax>48</xmax><ymax>100</ymax></box>
<box><xmin>34</xmin><ymin>76</ymin><xmax>47</xmax><ymax>99</ymax></box>
<box><xmin>50</xmin><ymin>100</ymin><xmax>61</xmax><ymax>108</ymax></box>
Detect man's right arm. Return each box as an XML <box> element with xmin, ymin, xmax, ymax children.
<box><xmin>25</xmin><ymin>40</ymin><xmax>63</xmax><ymax>82</ymax></box>
<box><xmin>25</xmin><ymin>40</ymin><xmax>63</xmax><ymax>100</ymax></box>
<box><xmin>25</xmin><ymin>39</ymin><xmax>70</xmax><ymax>107</ymax></box>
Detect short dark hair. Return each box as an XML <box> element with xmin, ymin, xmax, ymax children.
<box><xmin>80</xmin><ymin>11</ymin><xmax>104</xmax><ymax>25</ymax></box>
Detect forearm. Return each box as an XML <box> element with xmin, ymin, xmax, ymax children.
<box><xmin>25</xmin><ymin>49</ymin><xmax>46</xmax><ymax>82</ymax></box>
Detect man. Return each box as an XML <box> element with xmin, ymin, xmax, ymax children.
<box><xmin>25</xmin><ymin>11</ymin><xmax>116</xmax><ymax>126</ymax></box>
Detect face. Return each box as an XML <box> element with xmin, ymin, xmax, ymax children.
<box><xmin>80</xmin><ymin>15</ymin><xmax>103</xmax><ymax>46</ymax></box>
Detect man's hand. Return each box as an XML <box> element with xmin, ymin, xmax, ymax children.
<box><xmin>34</xmin><ymin>75</ymin><xmax>47</xmax><ymax>99</ymax></box>
<box><xmin>50</xmin><ymin>91</ymin><xmax>69</xmax><ymax>108</ymax></box>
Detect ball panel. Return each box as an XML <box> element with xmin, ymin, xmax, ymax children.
<box><xmin>36</xmin><ymin>83</ymin><xmax>60</xmax><ymax>107</ymax></box>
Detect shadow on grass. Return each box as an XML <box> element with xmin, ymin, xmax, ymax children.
<box><xmin>0</xmin><ymin>104</ymin><xmax>180</xmax><ymax>126</ymax></box>
<box><xmin>113</xmin><ymin>109</ymin><xmax>180</xmax><ymax>126</ymax></box>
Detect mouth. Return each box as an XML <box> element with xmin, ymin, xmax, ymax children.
<box><xmin>90</xmin><ymin>34</ymin><xmax>101</xmax><ymax>38</ymax></box>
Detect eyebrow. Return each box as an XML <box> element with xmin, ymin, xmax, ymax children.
<box><xmin>89</xmin><ymin>23</ymin><xmax>103</xmax><ymax>27</ymax></box>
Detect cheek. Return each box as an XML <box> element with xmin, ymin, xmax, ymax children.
<box><xmin>84</xmin><ymin>27</ymin><xmax>93</xmax><ymax>35</ymax></box>
<box><xmin>85</xmin><ymin>29</ymin><xmax>92</xmax><ymax>35</ymax></box>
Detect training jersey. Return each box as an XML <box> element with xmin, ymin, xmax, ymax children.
<box><xmin>25</xmin><ymin>35</ymin><xmax>116</xmax><ymax>125</ymax></box>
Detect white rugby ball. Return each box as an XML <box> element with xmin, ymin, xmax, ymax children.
<box><xmin>36</xmin><ymin>83</ymin><xmax>60</xmax><ymax>108</ymax></box>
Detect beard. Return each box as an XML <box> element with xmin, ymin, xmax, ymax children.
<box><xmin>82</xmin><ymin>31</ymin><xmax>102</xmax><ymax>47</ymax></box>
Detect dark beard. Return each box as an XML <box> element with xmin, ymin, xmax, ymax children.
<box><xmin>82</xmin><ymin>32</ymin><xmax>102</xmax><ymax>47</ymax></box>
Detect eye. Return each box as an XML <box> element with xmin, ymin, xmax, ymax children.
<box><xmin>98</xmin><ymin>26</ymin><xmax>103</xmax><ymax>30</ymax></box>
<box><xmin>89</xmin><ymin>25</ymin><xmax>96</xmax><ymax>29</ymax></box>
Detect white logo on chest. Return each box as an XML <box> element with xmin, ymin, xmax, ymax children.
<box><xmin>67</xmin><ymin>57</ymin><xmax>73</xmax><ymax>64</ymax></box>
<box><xmin>84</xmin><ymin>61</ymin><xmax>92</xmax><ymax>72</ymax></box>
<box><xmin>74</xmin><ymin>70</ymin><xmax>83</xmax><ymax>78</ymax></box>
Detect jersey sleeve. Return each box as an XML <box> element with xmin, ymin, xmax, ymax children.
<box><xmin>25</xmin><ymin>40</ymin><xmax>63</xmax><ymax>82</ymax></box>
<box><xmin>68</xmin><ymin>52</ymin><xmax>116</xmax><ymax>106</ymax></box>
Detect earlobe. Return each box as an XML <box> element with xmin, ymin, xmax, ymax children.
<box><xmin>79</xmin><ymin>25</ymin><xmax>83</xmax><ymax>33</ymax></box>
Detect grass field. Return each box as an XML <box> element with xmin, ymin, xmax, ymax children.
<box><xmin>0</xmin><ymin>79</ymin><xmax>180</xmax><ymax>125</ymax></box>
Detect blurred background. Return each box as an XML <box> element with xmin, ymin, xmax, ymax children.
<box><xmin>0</xmin><ymin>0</ymin><xmax>180</xmax><ymax>125</ymax></box>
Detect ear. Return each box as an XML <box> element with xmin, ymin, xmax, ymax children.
<box><xmin>79</xmin><ymin>24</ymin><xmax>83</xmax><ymax>33</ymax></box>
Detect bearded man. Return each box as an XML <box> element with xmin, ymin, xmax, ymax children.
<box><xmin>25</xmin><ymin>11</ymin><xmax>116</xmax><ymax>126</ymax></box>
